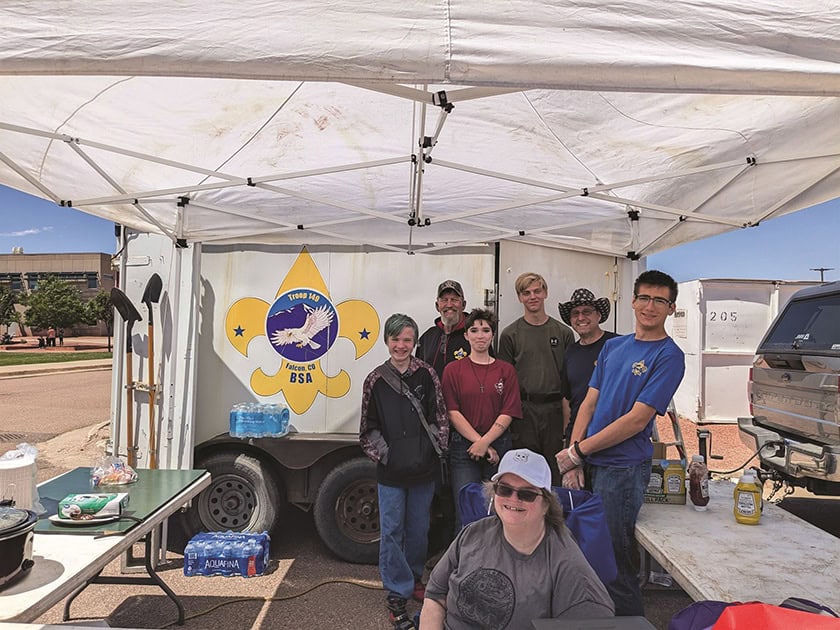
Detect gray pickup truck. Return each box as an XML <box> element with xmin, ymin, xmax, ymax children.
<box><xmin>739</xmin><ymin>281</ymin><xmax>840</xmax><ymax>495</ymax></box>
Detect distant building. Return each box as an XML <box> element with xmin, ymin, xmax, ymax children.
<box><xmin>0</xmin><ymin>250</ymin><xmax>115</xmax><ymax>336</ymax></box>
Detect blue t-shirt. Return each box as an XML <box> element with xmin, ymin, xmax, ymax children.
<box><xmin>585</xmin><ymin>334</ymin><xmax>685</xmax><ymax>467</ymax></box>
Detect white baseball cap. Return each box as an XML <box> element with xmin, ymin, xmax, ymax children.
<box><xmin>491</xmin><ymin>448</ymin><xmax>552</xmax><ymax>491</ymax></box>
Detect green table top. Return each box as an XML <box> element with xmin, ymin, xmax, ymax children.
<box><xmin>35</xmin><ymin>467</ymin><xmax>207</xmax><ymax>535</ymax></box>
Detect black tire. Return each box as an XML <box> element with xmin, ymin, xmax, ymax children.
<box><xmin>166</xmin><ymin>450</ymin><xmax>284</xmax><ymax>553</ymax></box>
<box><xmin>313</xmin><ymin>457</ymin><xmax>379</xmax><ymax>564</ymax></box>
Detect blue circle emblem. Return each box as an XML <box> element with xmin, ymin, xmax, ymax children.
<box><xmin>266</xmin><ymin>289</ymin><xmax>339</xmax><ymax>363</ymax></box>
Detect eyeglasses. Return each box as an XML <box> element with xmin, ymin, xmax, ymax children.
<box><xmin>634</xmin><ymin>294</ymin><xmax>673</xmax><ymax>308</ymax></box>
<box><xmin>570</xmin><ymin>307</ymin><xmax>597</xmax><ymax>318</ymax></box>
<box><xmin>493</xmin><ymin>482</ymin><xmax>541</xmax><ymax>503</ymax></box>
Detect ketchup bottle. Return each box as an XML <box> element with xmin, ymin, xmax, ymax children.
<box><xmin>688</xmin><ymin>454</ymin><xmax>710</xmax><ymax>511</ymax></box>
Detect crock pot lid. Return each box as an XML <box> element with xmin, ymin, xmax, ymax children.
<box><xmin>0</xmin><ymin>506</ymin><xmax>30</xmax><ymax>531</ymax></box>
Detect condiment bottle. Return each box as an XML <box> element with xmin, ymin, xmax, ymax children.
<box><xmin>733</xmin><ymin>472</ymin><xmax>762</xmax><ymax>525</ymax></box>
<box><xmin>648</xmin><ymin>460</ymin><xmax>664</xmax><ymax>494</ymax></box>
<box><xmin>688</xmin><ymin>455</ymin><xmax>709</xmax><ymax>511</ymax></box>
<box><xmin>664</xmin><ymin>461</ymin><xmax>685</xmax><ymax>498</ymax></box>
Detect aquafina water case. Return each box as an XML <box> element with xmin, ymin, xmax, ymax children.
<box><xmin>183</xmin><ymin>531</ymin><xmax>271</xmax><ymax>577</ymax></box>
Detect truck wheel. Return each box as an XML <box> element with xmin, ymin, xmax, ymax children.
<box><xmin>314</xmin><ymin>457</ymin><xmax>379</xmax><ymax>564</ymax></box>
<box><xmin>166</xmin><ymin>451</ymin><xmax>283</xmax><ymax>552</ymax></box>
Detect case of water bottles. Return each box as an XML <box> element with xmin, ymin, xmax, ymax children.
<box><xmin>183</xmin><ymin>530</ymin><xmax>271</xmax><ymax>577</ymax></box>
<box><xmin>229</xmin><ymin>402</ymin><xmax>290</xmax><ymax>438</ymax></box>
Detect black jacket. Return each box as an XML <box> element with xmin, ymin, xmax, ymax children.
<box><xmin>359</xmin><ymin>358</ymin><xmax>448</xmax><ymax>486</ymax></box>
<box><xmin>416</xmin><ymin>315</ymin><xmax>472</xmax><ymax>379</ymax></box>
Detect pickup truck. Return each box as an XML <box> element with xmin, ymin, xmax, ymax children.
<box><xmin>739</xmin><ymin>281</ymin><xmax>840</xmax><ymax>495</ymax></box>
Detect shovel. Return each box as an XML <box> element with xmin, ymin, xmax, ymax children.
<box><xmin>142</xmin><ymin>274</ymin><xmax>163</xmax><ymax>469</ymax></box>
<box><xmin>110</xmin><ymin>288</ymin><xmax>142</xmax><ymax>467</ymax></box>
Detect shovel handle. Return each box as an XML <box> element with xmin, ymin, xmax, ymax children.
<box><xmin>125</xmin><ymin>351</ymin><xmax>136</xmax><ymax>468</ymax></box>
<box><xmin>148</xmin><ymin>322</ymin><xmax>157</xmax><ymax>469</ymax></box>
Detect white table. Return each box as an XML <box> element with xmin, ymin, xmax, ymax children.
<box><xmin>635</xmin><ymin>479</ymin><xmax>840</xmax><ymax>610</ymax></box>
<box><xmin>0</xmin><ymin>469</ymin><xmax>210</xmax><ymax>624</ymax></box>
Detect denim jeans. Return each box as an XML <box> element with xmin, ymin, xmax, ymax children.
<box><xmin>589</xmin><ymin>460</ymin><xmax>652</xmax><ymax>617</ymax></box>
<box><xmin>450</xmin><ymin>431</ymin><xmax>512</xmax><ymax>531</ymax></box>
<box><xmin>378</xmin><ymin>481</ymin><xmax>435</xmax><ymax>599</ymax></box>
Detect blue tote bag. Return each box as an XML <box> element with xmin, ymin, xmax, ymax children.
<box><xmin>457</xmin><ymin>483</ymin><xmax>618</xmax><ymax>585</ymax></box>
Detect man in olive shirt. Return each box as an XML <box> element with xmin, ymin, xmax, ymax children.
<box><xmin>498</xmin><ymin>272</ymin><xmax>573</xmax><ymax>484</ymax></box>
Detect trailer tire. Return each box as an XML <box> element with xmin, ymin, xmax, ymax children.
<box><xmin>166</xmin><ymin>451</ymin><xmax>283</xmax><ymax>553</ymax></box>
<box><xmin>314</xmin><ymin>457</ymin><xmax>379</xmax><ymax>564</ymax></box>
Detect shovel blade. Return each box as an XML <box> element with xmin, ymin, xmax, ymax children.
<box><xmin>110</xmin><ymin>288</ymin><xmax>142</xmax><ymax>323</ymax></box>
<box><xmin>142</xmin><ymin>273</ymin><xmax>163</xmax><ymax>307</ymax></box>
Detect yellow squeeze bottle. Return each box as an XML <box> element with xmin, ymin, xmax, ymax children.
<box><xmin>664</xmin><ymin>461</ymin><xmax>685</xmax><ymax>498</ymax></box>
<box><xmin>733</xmin><ymin>472</ymin><xmax>762</xmax><ymax>525</ymax></box>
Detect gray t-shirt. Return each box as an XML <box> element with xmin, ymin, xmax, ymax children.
<box><xmin>425</xmin><ymin>517</ymin><xmax>614</xmax><ymax>629</ymax></box>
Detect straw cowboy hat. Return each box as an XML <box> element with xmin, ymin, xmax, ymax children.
<box><xmin>558</xmin><ymin>288</ymin><xmax>611</xmax><ymax>326</ymax></box>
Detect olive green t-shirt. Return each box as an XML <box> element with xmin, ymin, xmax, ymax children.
<box><xmin>498</xmin><ymin>316</ymin><xmax>573</xmax><ymax>397</ymax></box>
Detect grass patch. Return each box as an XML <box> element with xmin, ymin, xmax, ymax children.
<box><xmin>0</xmin><ymin>352</ymin><xmax>112</xmax><ymax>367</ymax></box>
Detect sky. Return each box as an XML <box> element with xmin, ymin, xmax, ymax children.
<box><xmin>0</xmin><ymin>184</ymin><xmax>838</xmax><ymax>283</ymax></box>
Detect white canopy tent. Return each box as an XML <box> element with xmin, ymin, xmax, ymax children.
<box><xmin>1</xmin><ymin>1</ymin><xmax>839</xmax><ymax>258</ymax></box>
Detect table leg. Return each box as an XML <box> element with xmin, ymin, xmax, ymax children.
<box><xmin>62</xmin><ymin>527</ymin><xmax>185</xmax><ymax>626</ymax></box>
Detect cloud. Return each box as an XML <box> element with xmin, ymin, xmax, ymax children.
<box><xmin>0</xmin><ymin>226</ymin><xmax>54</xmax><ymax>237</ymax></box>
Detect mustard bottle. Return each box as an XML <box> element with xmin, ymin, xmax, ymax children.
<box><xmin>733</xmin><ymin>472</ymin><xmax>762</xmax><ymax>525</ymax></box>
<box><xmin>664</xmin><ymin>461</ymin><xmax>685</xmax><ymax>498</ymax></box>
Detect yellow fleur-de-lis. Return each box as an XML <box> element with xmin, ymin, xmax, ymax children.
<box><xmin>225</xmin><ymin>249</ymin><xmax>379</xmax><ymax>414</ymax></box>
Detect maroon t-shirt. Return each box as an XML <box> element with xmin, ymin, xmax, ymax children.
<box><xmin>442</xmin><ymin>358</ymin><xmax>522</xmax><ymax>434</ymax></box>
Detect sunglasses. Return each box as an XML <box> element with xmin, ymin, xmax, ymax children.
<box><xmin>493</xmin><ymin>482</ymin><xmax>542</xmax><ymax>503</ymax></box>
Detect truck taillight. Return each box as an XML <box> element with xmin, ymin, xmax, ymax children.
<box><xmin>747</xmin><ymin>367</ymin><xmax>753</xmax><ymax>416</ymax></box>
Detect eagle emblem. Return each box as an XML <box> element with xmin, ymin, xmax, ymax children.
<box><xmin>271</xmin><ymin>304</ymin><xmax>334</xmax><ymax>349</ymax></box>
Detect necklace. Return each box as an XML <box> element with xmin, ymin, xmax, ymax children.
<box><xmin>468</xmin><ymin>358</ymin><xmax>491</xmax><ymax>393</ymax></box>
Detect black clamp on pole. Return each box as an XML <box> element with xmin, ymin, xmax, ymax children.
<box><xmin>432</xmin><ymin>90</ymin><xmax>454</xmax><ymax>113</ymax></box>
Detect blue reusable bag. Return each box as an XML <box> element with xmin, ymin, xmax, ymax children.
<box><xmin>457</xmin><ymin>483</ymin><xmax>618</xmax><ymax>585</ymax></box>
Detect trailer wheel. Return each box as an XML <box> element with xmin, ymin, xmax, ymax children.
<box><xmin>314</xmin><ymin>457</ymin><xmax>379</xmax><ymax>564</ymax></box>
<box><xmin>166</xmin><ymin>451</ymin><xmax>283</xmax><ymax>552</ymax></box>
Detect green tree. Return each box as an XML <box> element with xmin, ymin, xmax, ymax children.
<box><xmin>23</xmin><ymin>276</ymin><xmax>86</xmax><ymax>332</ymax></box>
<box><xmin>0</xmin><ymin>286</ymin><xmax>22</xmax><ymax>327</ymax></box>
<box><xmin>85</xmin><ymin>289</ymin><xmax>114</xmax><ymax>352</ymax></box>
<box><xmin>0</xmin><ymin>286</ymin><xmax>23</xmax><ymax>341</ymax></box>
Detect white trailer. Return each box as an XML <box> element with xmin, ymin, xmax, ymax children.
<box><xmin>111</xmin><ymin>230</ymin><xmax>637</xmax><ymax>561</ymax></box>
<box><xmin>666</xmin><ymin>279</ymin><xmax>820</xmax><ymax>424</ymax></box>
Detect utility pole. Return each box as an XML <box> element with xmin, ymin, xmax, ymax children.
<box><xmin>810</xmin><ymin>267</ymin><xmax>834</xmax><ymax>282</ymax></box>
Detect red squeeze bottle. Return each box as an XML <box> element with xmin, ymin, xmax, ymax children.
<box><xmin>688</xmin><ymin>455</ymin><xmax>710</xmax><ymax>511</ymax></box>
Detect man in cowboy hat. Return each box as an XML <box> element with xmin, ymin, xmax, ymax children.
<box><xmin>558</xmin><ymin>288</ymin><xmax>617</xmax><ymax>447</ymax></box>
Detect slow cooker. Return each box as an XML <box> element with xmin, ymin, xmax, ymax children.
<box><xmin>0</xmin><ymin>504</ymin><xmax>37</xmax><ymax>590</ymax></box>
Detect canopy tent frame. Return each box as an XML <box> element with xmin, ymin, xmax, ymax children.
<box><xmin>3</xmin><ymin>83</ymin><xmax>825</xmax><ymax>259</ymax></box>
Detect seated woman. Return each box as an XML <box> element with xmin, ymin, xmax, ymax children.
<box><xmin>420</xmin><ymin>448</ymin><xmax>614</xmax><ymax>629</ymax></box>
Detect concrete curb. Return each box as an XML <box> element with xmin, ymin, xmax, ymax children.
<box><xmin>0</xmin><ymin>359</ymin><xmax>112</xmax><ymax>378</ymax></box>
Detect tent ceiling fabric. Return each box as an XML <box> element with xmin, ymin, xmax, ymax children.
<box><xmin>1</xmin><ymin>2</ymin><xmax>840</xmax><ymax>256</ymax></box>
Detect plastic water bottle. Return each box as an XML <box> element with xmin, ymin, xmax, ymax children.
<box><xmin>229</xmin><ymin>405</ymin><xmax>238</xmax><ymax>436</ymax></box>
<box><xmin>278</xmin><ymin>404</ymin><xmax>290</xmax><ymax>434</ymax></box>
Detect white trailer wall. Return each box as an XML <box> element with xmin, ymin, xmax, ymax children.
<box><xmin>667</xmin><ymin>279</ymin><xmax>820</xmax><ymax>424</ymax></box>
<box><xmin>496</xmin><ymin>241</ymin><xmax>637</xmax><ymax>336</ymax></box>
